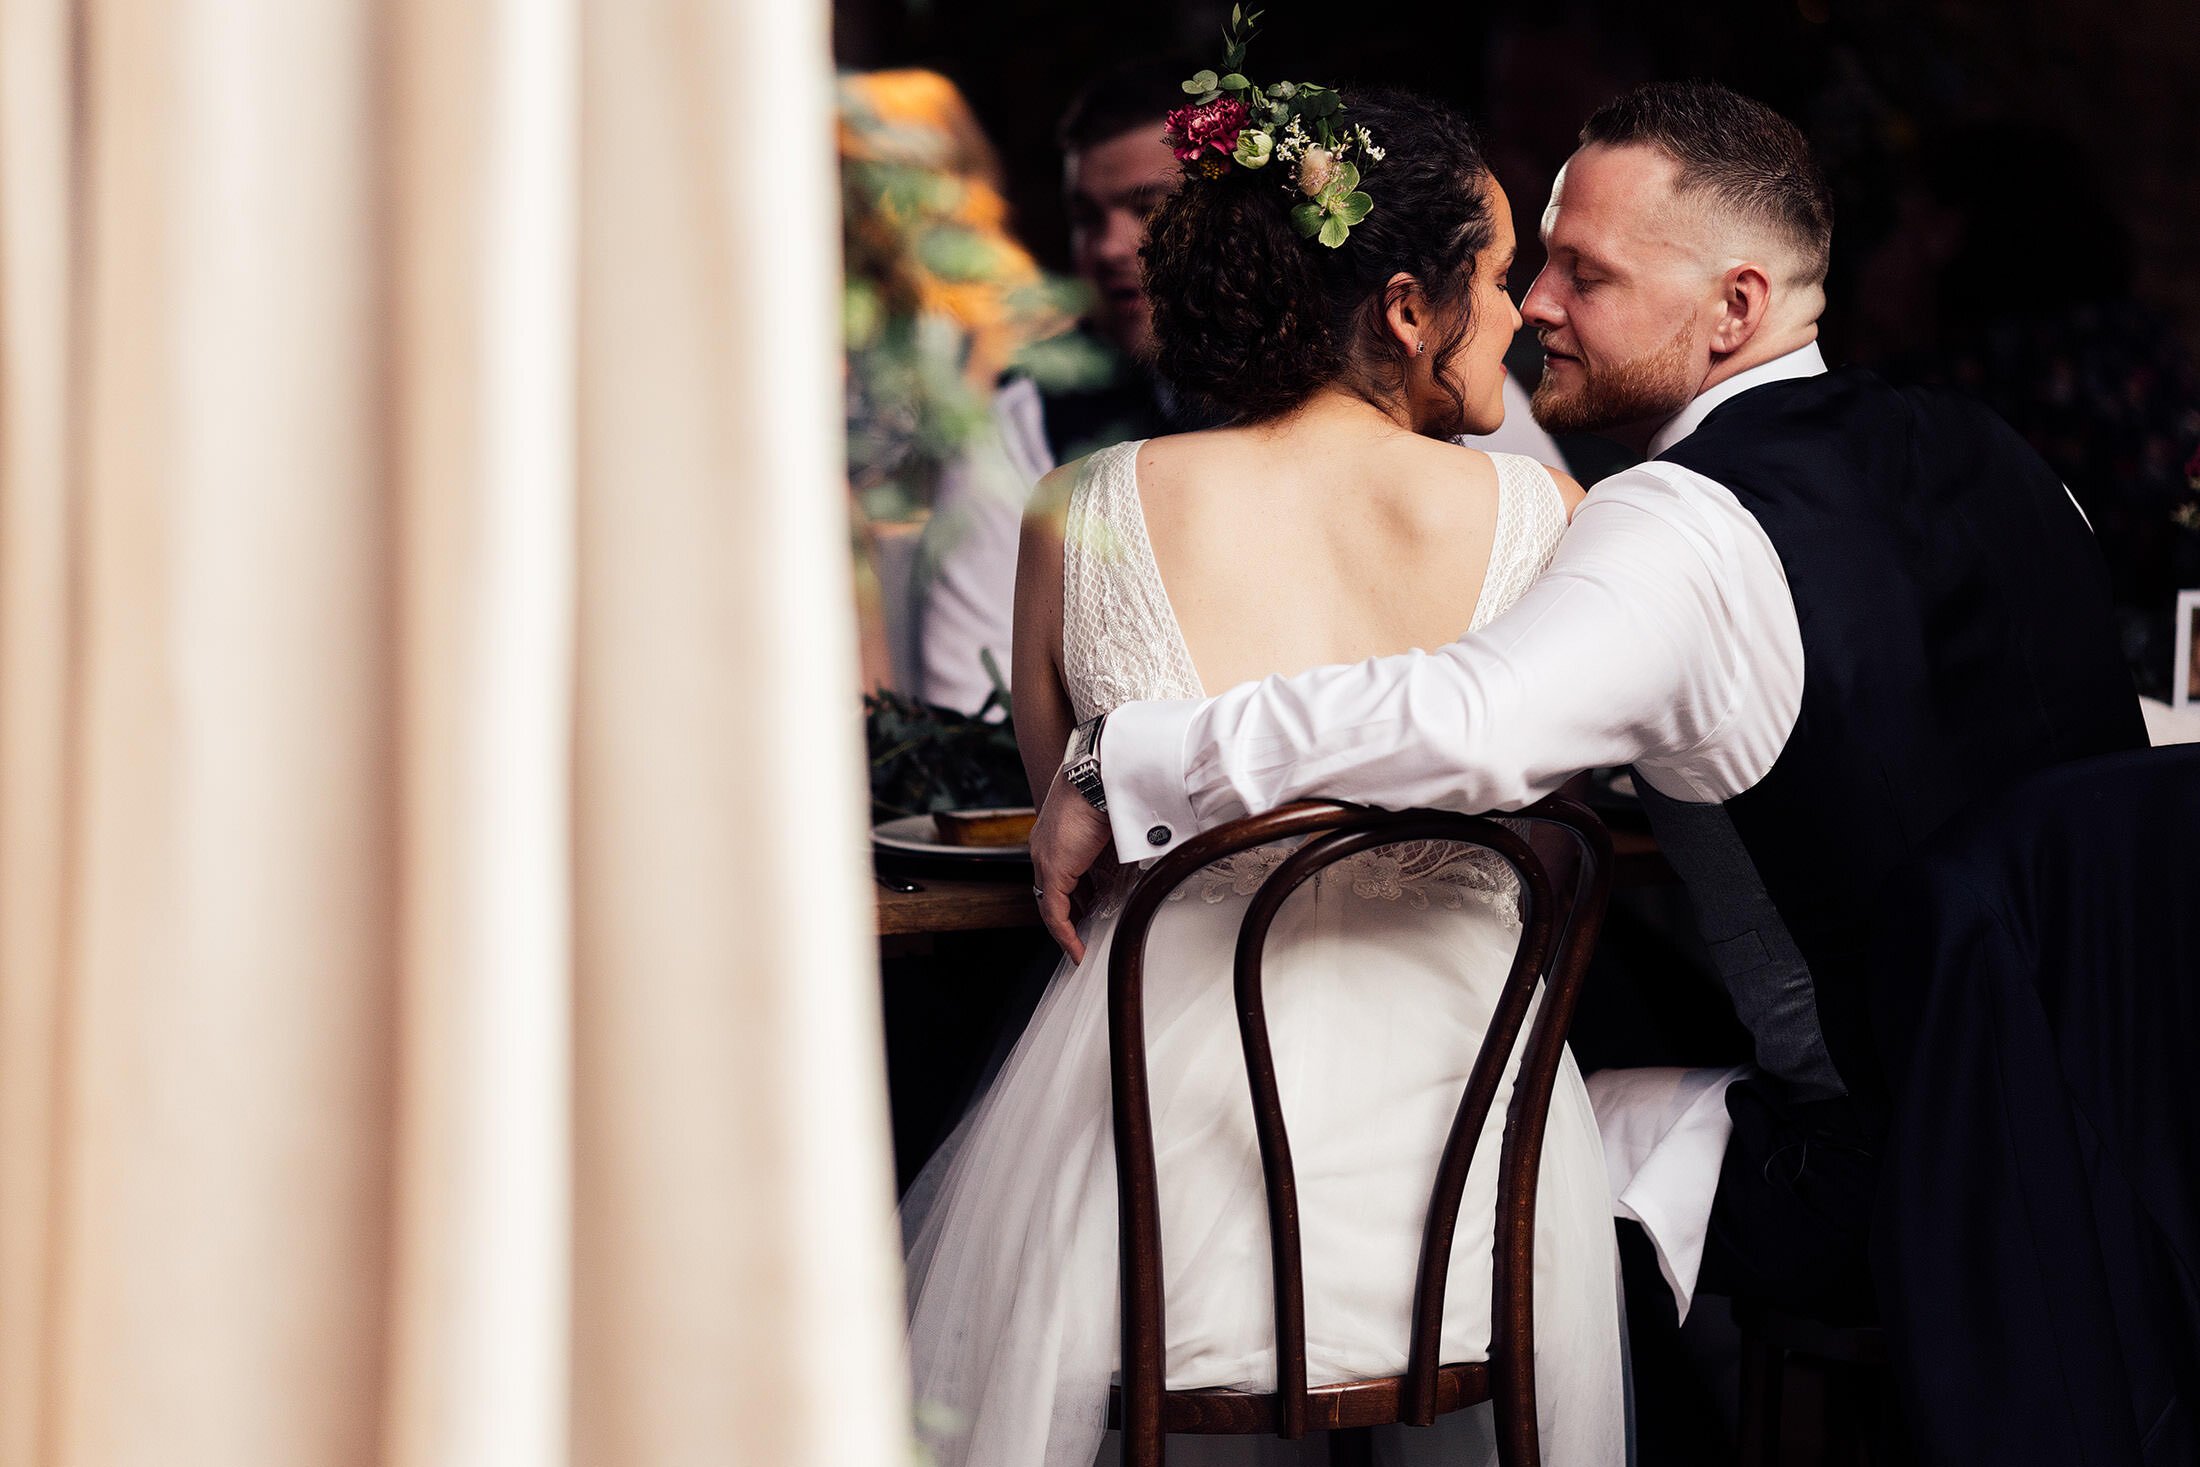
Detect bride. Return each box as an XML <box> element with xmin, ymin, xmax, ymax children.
<box><xmin>903</xmin><ymin>81</ymin><xmax>1623</xmax><ymax>1467</ymax></box>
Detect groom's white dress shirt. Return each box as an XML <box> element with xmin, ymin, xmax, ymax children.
<box><xmin>1096</xmin><ymin>342</ymin><xmax>1832</xmax><ymax>1313</ymax></box>
<box><xmin>1099</xmin><ymin>343</ymin><xmax>1826</xmax><ymax>858</ymax></box>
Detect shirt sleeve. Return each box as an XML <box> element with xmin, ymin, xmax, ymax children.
<box><xmin>1099</xmin><ymin>466</ymin><xmax>1776</xmax><ymax>861</ymax></box>
<box><xmin>913</xmin><ymin>379</ymin><xmax>1054</xmax><ymax>713</ymax></box>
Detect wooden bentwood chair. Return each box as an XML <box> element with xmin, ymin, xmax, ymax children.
<box><xmin>1104</xmin><ymin>797</ymin><xmax>1614</xmax><ymax>1467</ymax></box>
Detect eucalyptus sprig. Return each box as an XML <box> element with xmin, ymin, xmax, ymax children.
<box><xmin>1181</xmin><ymin>5</ymin><xmax>1264</xmax><ymax>103</ymax></box>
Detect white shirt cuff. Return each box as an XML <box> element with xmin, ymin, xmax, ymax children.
<box><xmin>1098</xmin><ymin>698</ymin><xmax>1204</xmax><ymax>862</ymax></box>
<box><xmin>1584</xmin><ymin>1064</ymin><xmax>1750</xmax><ymax>1321</ymax></box>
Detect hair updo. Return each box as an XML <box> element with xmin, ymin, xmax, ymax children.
<box><xmin>1141</xmin><ymin>89</ymin><xmax>1498</xmax><ymax>425</ymax></box>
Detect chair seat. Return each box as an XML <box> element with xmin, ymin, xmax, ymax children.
<box><xmin>1107</xmin><ymin>1362</ymin><xmax>1493</xmax><ymax>1434</ymax></box>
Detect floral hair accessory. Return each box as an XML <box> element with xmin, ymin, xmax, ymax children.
<box><xmin>1161</xmin><ymin>7</ymin><xmax>1383</xmax><ymax>248</ymax></box>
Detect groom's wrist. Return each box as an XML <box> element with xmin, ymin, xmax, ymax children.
<box><xmin>1097</xmin><ymin>699</ymin><xmax>1205</xmax><ymax>862</ymax></box>
<box><xmin>1060</xmin><ymin>713</ymin><xmax>1110</xmax><ymax>812</ymax></box>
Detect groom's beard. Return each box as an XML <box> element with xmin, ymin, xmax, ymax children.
<box><xmin>1530</xmin><ymin>320</ymin><xmax>1696</xmax><ymax>437</ymax></box>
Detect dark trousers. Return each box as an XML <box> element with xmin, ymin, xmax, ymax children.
<box><xmin>1575</xmin><ymin>883</ymin><xmax>1883</xmax><ymax>1458</ymax></box>
<box><xmin>1699</xmin><ymin>1076</ymin><xmax>1879</xmax><ymax>1322</ymax></box>
<box><xmin>1619</xmin><ymin>1220</ymin><xmax>1732</xmax><ymax>1466</ymax></box>
<box><xmin>1624</xmin><ymin>1074</ymin><xmax>1882</xmax><ymax>1466</ymax></box>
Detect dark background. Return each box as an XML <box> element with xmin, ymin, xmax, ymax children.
<box><xmin>837</xmin><ymin>0</ymin><xmax>2200</xmax><ymax>695</ymax></box>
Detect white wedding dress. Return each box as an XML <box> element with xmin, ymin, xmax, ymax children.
<box><xmin>903</xmin><ymin>441</ymin><xmax>1625</xmax><ymax>1467</ymax></box>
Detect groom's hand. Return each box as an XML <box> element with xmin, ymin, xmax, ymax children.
<box><xmin>1030</xmin><ymin>768</ymin><xmax>1110</xmax><ymax>962</ymax></box>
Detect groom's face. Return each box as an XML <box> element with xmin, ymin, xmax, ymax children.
<box><xmin>1521</xmin><ymin>144</ymin><xmax>1718</xmax><ymax>441</ymax></box>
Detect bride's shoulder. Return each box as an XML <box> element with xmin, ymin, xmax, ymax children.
<box><xmin>1540</xmin><ymin>462</ymin><xmax>1588</xmax><ymax>519</ymax></box>
<box><xmin>1015</xmin><ymin>459</ymin><xmax>1083</xmax><ymax>590</ymax></box>
<box><xmin>1466</xmin><ymin>445</ymin><xmax>1587</xmax><ymax>522</ymax></box>
<box><xmin>1025</xmin><ymin>442</ymin><xmax>1122</xmax><ymax>522</ymax></box>
<box><xmin>1026</xmin><ymin>457</ymin><xmax>1081</xmax><ymax>525</ymax></box>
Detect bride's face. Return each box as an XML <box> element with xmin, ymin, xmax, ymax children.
<box><xmin>1397</xmin><ymin>180</ymin><xmax>1520</xmax><ymax>440</ymax></box>
<box><xmin>1444</xmin><ymin>180</ymin><xmax>1522</xmax><ymax>437</ymax></box>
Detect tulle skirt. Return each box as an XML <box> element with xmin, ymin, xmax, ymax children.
<box><xmin>902</xmin><ymin>867</ymin><xmax>1625</xmax><ymax>1467</ymax></box>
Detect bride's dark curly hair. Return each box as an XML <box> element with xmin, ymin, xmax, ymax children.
<box><xmin>1142</xmin><ymin>89</ymin><xmax>1498</xmax><ymax>426</ymax></box>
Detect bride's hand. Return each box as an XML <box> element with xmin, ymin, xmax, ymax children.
<box><xmin>1030</xmin><ymin>769</ymin><xmax>1110</xmax><ymax>961</ymax></box>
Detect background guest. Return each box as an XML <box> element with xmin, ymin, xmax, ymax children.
<box><xmin>838</xmin><ymin>68</ymin><xmax>1086</xmax><ymax>691</ymax></box>
<box><xmin>913</xmin><ymin>57</ymin><xmax>1197</xmax><ymax>713</ymax></box>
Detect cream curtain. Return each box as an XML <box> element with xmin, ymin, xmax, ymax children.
<box><xmin>0</xmin><ymin>1</ymin><xmax>906</xmax><ymax>1464</ymax></box>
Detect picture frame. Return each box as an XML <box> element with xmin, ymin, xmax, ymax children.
<box><xmin>2177</xmin><ymin>589</ymin><xmax>2200</xmax><ymax>711</ymax></box>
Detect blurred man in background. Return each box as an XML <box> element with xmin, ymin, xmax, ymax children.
<box><xmin>915</xmin><ymin>57</ymin><xmax>1196</xmax><ymax>712</ymax></box>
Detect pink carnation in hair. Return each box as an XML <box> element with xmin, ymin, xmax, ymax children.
<box><xmin>1164</xmin><ymin>98</ymin><xmax>1249</xmax><ymax>164</ymax></box>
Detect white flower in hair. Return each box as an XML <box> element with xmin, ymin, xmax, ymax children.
<box><xmin>1297</xmin><ymin>146</ymin><xmax>1336</xmax><ymax>196</ymax></box>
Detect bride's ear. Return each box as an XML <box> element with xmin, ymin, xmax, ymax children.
<box><xmin>1381</xmin><ymin>272</ymin><xmax>1426</xmax><ymax>358</ymax></box>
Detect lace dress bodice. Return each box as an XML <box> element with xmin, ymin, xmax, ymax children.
<box><xmin>1059</xmin><ymin>439</ymin><xmax>1569</xmax><ymax>917</ymax></box>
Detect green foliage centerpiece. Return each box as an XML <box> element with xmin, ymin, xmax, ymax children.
<box><xmin>864</xmin><ymin>651</ymin><xmax>1031</xmax><ymax>824</ymax></box>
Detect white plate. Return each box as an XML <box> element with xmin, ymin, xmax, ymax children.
<box><xmin>872</xmin><ymin>813</ymin><xmax>1031</xmax><ymax>862</ymax></box>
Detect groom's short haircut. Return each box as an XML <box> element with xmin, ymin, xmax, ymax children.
<box><xmin>1580</xmin><ymin>80</ymin><xmax>1834</xmax><ymax>285</ymax></box>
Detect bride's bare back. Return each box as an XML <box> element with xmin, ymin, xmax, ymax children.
<box><xmin>1011</xmin><ymin>389</ymin><xmax>1582</xmax><ymax>792</ymax></box>
<box><xmin>1141</xmin><ymin>409</ymin><xmax>1539</xmax><ymax>692</ymax></box>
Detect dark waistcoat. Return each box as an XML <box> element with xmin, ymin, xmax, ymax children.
<box><xmin>1639</xmin><ymin>368</ymin><xmax>2146</xmax><ymax>1111</ymax></box>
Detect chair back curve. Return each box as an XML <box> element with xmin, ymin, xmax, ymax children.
<box><xmin>1104</xmin><ymin>796</ymin><xmax>1613</xmax><ymax>1467</ymax></box>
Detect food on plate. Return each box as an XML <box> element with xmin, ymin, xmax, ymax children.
<box><xmin>932</xmin><ymin>806</ymin><xmax>1038</xmax><ymax>847</ymax></box>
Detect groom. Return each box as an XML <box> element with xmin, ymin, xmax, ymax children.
<box><xmin>1029</xmin><ymin>73</ymin><xmax>2144</xmax><ymax>1419</ymax></box>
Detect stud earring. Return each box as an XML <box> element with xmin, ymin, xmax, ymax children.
<box><xmin>1416</xmin><ymin>341</ymin><xmax>1427</xmax><ymax>354</ymax></box>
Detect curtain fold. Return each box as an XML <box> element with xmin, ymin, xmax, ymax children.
<box><xmin>0</xmin><ymin>1</ymin><xmax>904</xmax><ymax>1463</ymax></box>
<box><xmin>0</xmin><ymin>1</ymin><xmax>78</xmax><ymax>1462</ymax></box>
<box><xmin>569</xmin><ymin>3</ymin><xmax>908</xmax><ymax>1462</ymax></box>
<box><xmin>380</xmin><ymin>2</ymin><xmax>575</xmax><ymax>1464</ymax></box>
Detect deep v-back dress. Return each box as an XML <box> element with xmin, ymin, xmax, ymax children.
<box><xmin>903</xmin><ymin>441</ymin><xmax>1624</xmax><ymax>1467</ymax></box>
